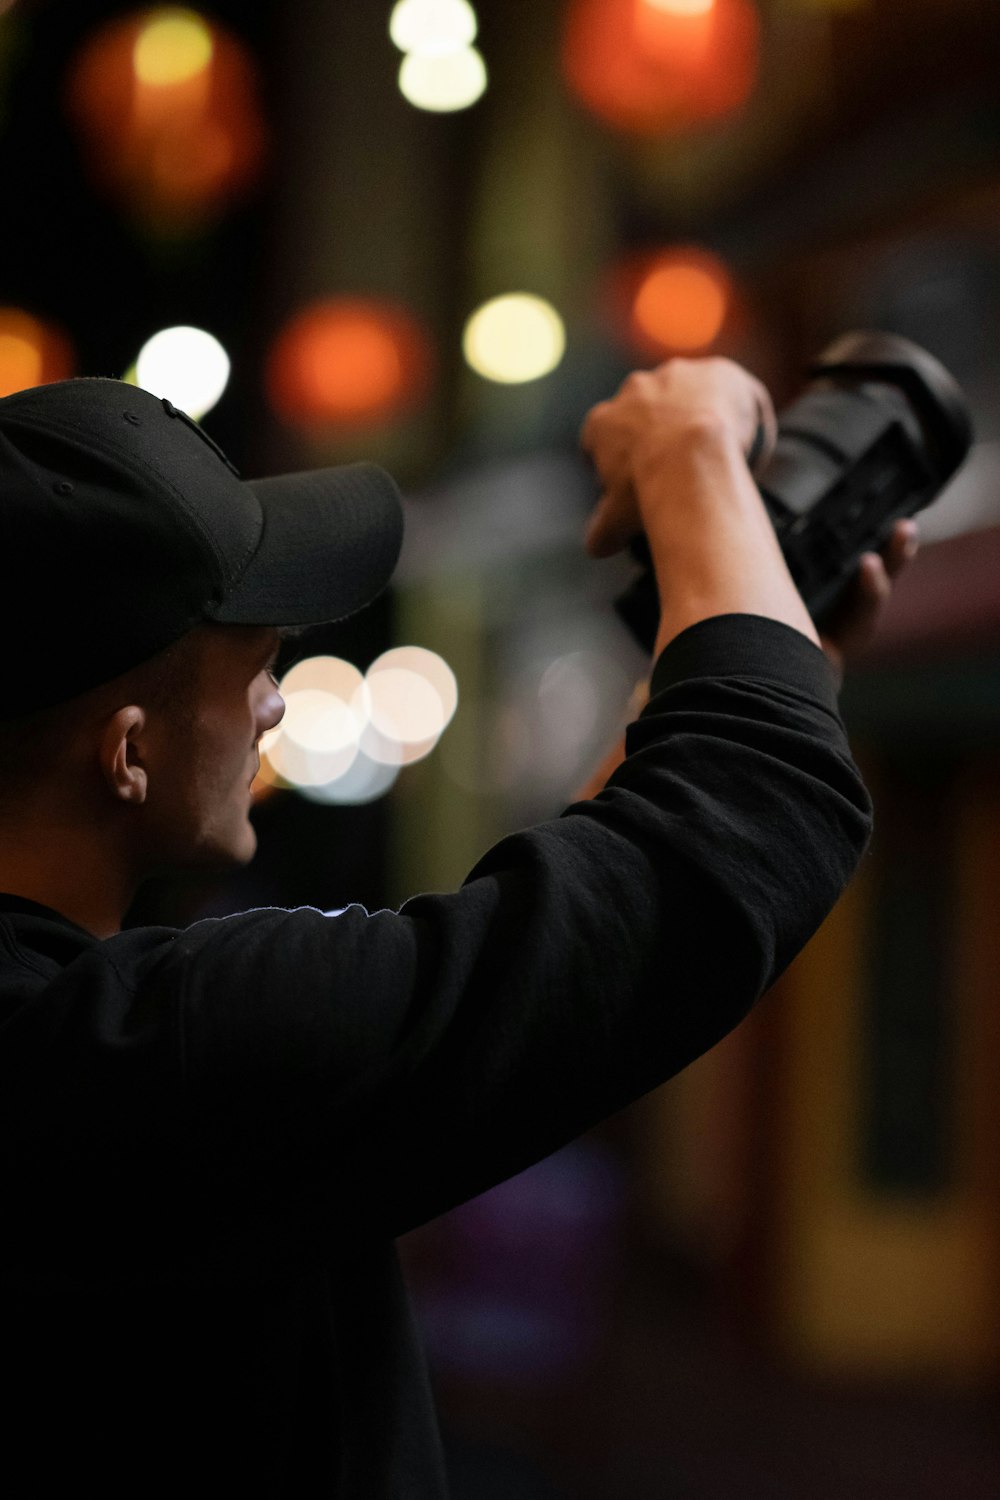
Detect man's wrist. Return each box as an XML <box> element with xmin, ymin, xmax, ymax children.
<box><xmin>635</xmin><ymin>427</ymin><xmax>820</xmax><ymax>656</ymax></box>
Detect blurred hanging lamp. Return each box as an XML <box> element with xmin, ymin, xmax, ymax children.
<box><xmin>561</xmin><ymin>0</ymin><xmax>761</xmax><ymax>136</ymax></box>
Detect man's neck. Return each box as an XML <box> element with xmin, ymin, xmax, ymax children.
<box><xmin>0</xmin><ymin>821</ymin><xmax>135</xmax><ymax>938</ymax></box>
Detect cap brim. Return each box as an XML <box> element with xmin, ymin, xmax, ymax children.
<box><xmin>207</xmin><ymin>462</ymin><xmax>404</xmax><ymax>627</ymax></box>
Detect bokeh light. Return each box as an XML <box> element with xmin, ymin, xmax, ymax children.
<box><xmin>603</xmin><ymin>246</ymin><xmax>736</xmax><ymax>358</ymax></box>
<box><xmin>463</xmin><ymin>294</ymin><xmax>566</xmax><ymax>384</ymax></box>
<box><xmin>398</xmin><ymin>46</ymin><xmax>487</xmax><ymax>112</ymax></box>
<box><xmin>255</xmin><ymin>648</ymin><xmax>457</xmax><ymax>800</ymax></box>
<box><xmin>133</xmin><ymin>325</ymin><xmax>230</xmax><ymax>418</ymax></box>
<box><xmin>633</xmin><ymin>253</ymin><xmax>730</xmax><ymax>351</ymax></box>
<box><xmin>357</xmin><ymin>646</ymin><xmax>458</xmax><ymax>767</ymax></box>
<box><xmin>133</xmin><ymin>8</ymin><xmax>213</xmax><ymax>86</ymax></box>
<box><xmin>258</xmin><ymin>657</ymin><xmax>364</xmax><ymax>795</ymax></box>
<box><xmin>273</xmin><ymin>689</ymin><xmax>362</xmax><ymax>787</ymax></box>
<box><xmin>67</xmin><ymin>8</ymin><xmax>266</xmax><ymax>228</ymax></box>
<box><xmin>280</xmin><ymin>655</ymin><xmax>365</xmax><ymax>701</ymax></box>
<box><xmin>369</xmin><ymin>646</ymin><xmax>458</xmax><ymax>727</ymax></box>
<box><xmin>298</xmin><ymin>752</ymin><xmax>399</xmax><ymax>806</ymax></box>
<box><xmin>389</xmin><ymin>0</ymin><xmax>478</xmax><ymax>55</ymax></box>
<box><xmin>0</xmin><ymin>308</ymin><xmax>74</xmax><ymax>398</ymax></box>
<box><xmin>260</xmin><ymin>673</ymin><xmax>363</xmax><ymax>789</ymax></box>
<box><xmin>562</xmin><ymin>0</ymin><xmax>760</xmax><ymax>136</ymax></box>
<box><xmin>537</xmin><ymin>653</ymin><xmax>604</xmax><ymax>744</ymax></box>
<box><xmin>266</xmin><ymin>297</ymin><xmax>433</xmax><ymax>430</ymax></box>
<box><xmin>645</xmin><ymin>0</ymin><xmax>715</xmax><ymax>14</ymax></box>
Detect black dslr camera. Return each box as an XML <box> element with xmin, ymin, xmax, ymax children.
<box><xmin>615</xmin><ymin>331</ymin><xmax>974</xmax><ymax>651</ymax></box>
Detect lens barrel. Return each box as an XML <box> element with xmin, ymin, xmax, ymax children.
<box><xmin>615</xmin><ymin>331</ymin><xmax>974</xmax><ymax>652</ymax></box>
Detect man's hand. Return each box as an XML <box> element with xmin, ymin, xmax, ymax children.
<box><xmin>818</xmin><ymin>519</ymin><xmax>919</xmax><ymax>686</ymax></box>
<box><xmin>581</xmin><ymin>357</ymin><xmax>776</xmax><ymax>560</ymax></box>
<box><xmin>580</xmin><ymin>357</ymin><xmax>818</xmax><ymax>657</ymax></box>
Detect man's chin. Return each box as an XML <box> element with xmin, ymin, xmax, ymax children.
<box><xmin>149</xmin><ymin>821</ymin><xmax>258</xmax><ymax>878</ymax></box>
<box><xmin>207</xmin><ymin>823</ymin><xmax>259</xmax><ymax>870</ymax></box>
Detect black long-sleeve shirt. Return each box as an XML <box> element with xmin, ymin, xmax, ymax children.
<box><xmin>0</xmin><ymin>614</ymin><xmax>871</xmax><ymax>1496</ymax></box>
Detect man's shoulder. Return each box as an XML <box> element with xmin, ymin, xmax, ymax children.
<box><xmin>0</xmin><ymin>897</ymin><xmax>372</xmax><ymax>994</ymax></box>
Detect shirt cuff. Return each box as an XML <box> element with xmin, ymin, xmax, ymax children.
<box><xmin>649</xmin><ymin>613</ymin><xmax>840</xmax><ymax>717</ymax></box>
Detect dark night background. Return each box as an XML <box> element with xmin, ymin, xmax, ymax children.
<box><xmin>3</xmin><ymin>1</ymin><xmax>1000</xmax><ymax>1494</ymax></box>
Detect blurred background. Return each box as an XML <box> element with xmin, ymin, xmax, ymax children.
<box><xmin>2</xmin><ymin>0</ymin><xmax>999</xmax><ymax>1493</ymax></box>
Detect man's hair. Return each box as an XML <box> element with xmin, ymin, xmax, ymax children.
<box><xmin>0</xmin><ymin>631</ymin><xmax>204</xmax><ymax>809</ymax></box>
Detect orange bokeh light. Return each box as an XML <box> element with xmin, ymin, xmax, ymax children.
<box><xmin>562</xmin><ymin>0</ymin><xmax>760</xmax><ymax>136</ymax></box>
<box><xmin>634</xmin><ymin>258</ymin><xmax>729</xmax><ymax>350</ymax></box>
<box><xmin>267</xmin><ymin>299</ymin><xmax>433</xmax><ymax>430</ymax></box>
<box><xmin>66</xmin><ymin>10</ymin><xmax>266</xmax><ymax>228</ymax></box>
<box><xmin>0</xmin><ymin>309</ymin><xmax>75</xmax><ymax>398</ymax></box>
<box><xmin>603</xmin><ymin>247</ymin><xmax>736</xmax><ymax>357</ymax></box>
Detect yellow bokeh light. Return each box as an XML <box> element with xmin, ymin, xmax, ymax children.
<box><xmin>260</xmin><ymin>657</ymin><xmax>371</xmax><ymax>790</ymax></box>
<box><xmin>279</xmin><ymin>656</ymin><xmax>365</xmax><ymax>702</ymax></box>
<box><xmin>262</xmin><ymin>689</ymin><xmax>361</xmax><ymax>787</ymax></box>
<box><xmin>369</xmin><ymin>646</ymin><xmax>458</xmax><ymax>728</ymax></box>
<box><xmin>643</xmin><ymin>0</ymin><xmax>715</xmax><ymax>15</ymax></box>
<box><xmin>281</xmin><ymin>690</ymin><xmax>360</xmax><ymax>756</ymax></box>
<box><xmin>365</xmin><ymin>671</ymin><xmax>443</xmax><ymax>743</ymax></box>
<box><xmin>463</xmin><ymin>293</ymin><xmax>566</xmax><ymax>384</ymax></box>
<box><xmin>398</xmin><ymin>46</ymin><xmax>487</xmax><ymax>112</ymax></box>
<box><xmin>356</xmin><ymin>647</ymin><xmax>457</xmax><ymax>767</ymax></box>
<box><xmin>135</xmin><ymin>325</ymin><xmax>230</xmax><ymax>420</ymax></box>
<box><xmin>133</xmin><ymin>8</ymin><xmax>214</xmax><ymax>87</ymax></box>
<box><xmin>259</xmin><ymin>649</ymin><xmax>457</xmax><ymax>790</ymax></box>
<box><xmin>389</xmin><ymin>0</ymin><xmax>478</xmax><ymax>56</ymax></box>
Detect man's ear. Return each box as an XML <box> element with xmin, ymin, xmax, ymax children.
<box><xmin>99</xmin><ymin>706</ymin><xmax>148</xmax><ymax>805</ymax></box>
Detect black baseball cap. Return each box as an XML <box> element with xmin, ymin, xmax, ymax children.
<box><xmin>0</xmin><ymin>377</ymin><xmax>404</xmax><ymax>717</ymax></box>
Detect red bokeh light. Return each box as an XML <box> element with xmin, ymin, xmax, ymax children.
<box><xmin>603</xmin><ymin>246</ymin><xmax>738</xmax><ymax>358</ymax></box>
<box><xmin>0</xmin><ymin>308</ymin><xmax>75</xmax><ymax>398</ymax></box>
<box><xmin>562</xmin><ymin>0</ymin><xmax>760</xmax><ymax>136</ymax></box>
<box><xmin>66</xmin><ymin>10</ymin><xmax>266</xmax><ymax>229</ymax></box>
<box><xmin>266</xmin><ymin>299</ymin><xmax>434</xmax><ymax>430</ymax></box>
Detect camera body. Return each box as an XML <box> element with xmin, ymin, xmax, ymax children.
<box><xmin>615</xmin><ymin>331</ymin><xmax>974</xmax><ymax>652</ymax></box>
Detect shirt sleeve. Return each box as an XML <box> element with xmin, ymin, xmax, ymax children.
<box><xmin>130</xmin><ymin>613</ymin><xmax>872</xmax><ymax>1239</ymax></box>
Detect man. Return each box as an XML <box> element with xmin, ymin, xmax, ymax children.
<box><xmin>0</xmin><ymin>362</ymin><xmax>911</xmax><ymax>1495</ymax></box>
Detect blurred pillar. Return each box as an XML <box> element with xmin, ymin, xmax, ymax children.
<box><xmin>392</xmin><ymin>0</ymin><xmax>618</xmax><ymax>897</ymax></box>
<box><xmin>455</xmin><ymin>0</ymin><xmax>616</xmax><ymax>449</ymax></box>
<box><xmin>265</xmin><ymin>0</ymin><xmax>449</xmax><ymax>481</ymax></box>
<box><xmin>388</xmin><ymin>572</ymin><xmax>494</xmax><ymax>905</ymax></box>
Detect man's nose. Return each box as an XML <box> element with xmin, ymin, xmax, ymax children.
<box><xmin>260</xmin><ymin>687</ymin><xmax>285</xmax><ymax>736</ymax></box>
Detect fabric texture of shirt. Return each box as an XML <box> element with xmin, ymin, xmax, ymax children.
<box><xmin>0</xmin><ymin>614</ymin><xmax>872</xmax><ymax>1496</ymax></box>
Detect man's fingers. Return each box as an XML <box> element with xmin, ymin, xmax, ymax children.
<box><xmin>748</xmin><ymin>383</ymin><xmax>778</xmax><ymax>475</ymax></box>
<box><xmin>579</xmin><ymin>400</ymin><xmax>613</xmax><ymax>459</ymax></box>
<box><xmin>817</xmin><ymin>521</ymin><xmax>918</xmax><ymax>673</ymax></box>
<box><xmin>584</xmin><ymin>486</ymin><xmax>636</xmax><ymax>558</ymax></box>
<box><xmin>882</xmin><ymin>519</ymin><xmax>919</xmax><ymax>578</ymax></box>
<box><xmin>858</xmin><ymin>551</ymin><xmax>891</xmax><ymax>607</ymax></box>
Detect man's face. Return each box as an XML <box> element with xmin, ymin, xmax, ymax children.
<box><xmin>141</xmin><ymin>624</ymin><xmax>285</xmax><ymax>873</ymax></box>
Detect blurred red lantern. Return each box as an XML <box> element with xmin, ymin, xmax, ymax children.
<box><xmin>562</xmin><ymin>0</ymin><xmax>760</xmax><ymax>136</ymax></box>
<box><xmin>0</xmin><ymin>308</ymin><xmax>75</xmax><ymax>398</ymax></box>
<box><xmin>266</xmin><ymin>298</ymin><xmax>434</xmax><ymax>430</ymax></box>
<box><xmin>66</xmin><ymin>8</ymin><xmax>266</xmax><ymax>229</ymax></box>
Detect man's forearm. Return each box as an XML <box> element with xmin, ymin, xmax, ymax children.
<box><xmin>638</xmin><ymin>417</ymin><xmax>820</xmax><ymax>659</ymax></box>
